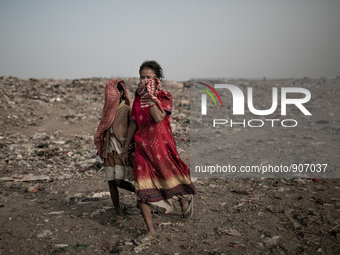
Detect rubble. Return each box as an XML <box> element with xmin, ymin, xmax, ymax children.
<box><xmin>37</xmin><ymin>230</ymin><xmax>53</xmax><ymax>238</ymax></box>
<box><xmin>0</xmin><ymin>76</ymin><xmax>339</xmax><ymax>254</ymax></box>
<box><xmin>0</xmin><ymin>76</ymin><xmax>190</xmax><ymax>183</ymax></box>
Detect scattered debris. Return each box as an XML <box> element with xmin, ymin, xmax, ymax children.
<box><xmin>37</xmin><ymin>230</ymin><xmax>52</xmax><ymax>238</ymax></box>
<box><xmin>53</xmin><ymin>244</ymin><xmax>69</xmax><ymax>248</ymax></box>
<box><xmin>263</xmin><ymin>235</ymin><xmax>281</xmax><ymax>244</ymax></box>
<box><xmin>0</xmin><ymin>76</ymin><xmax>338</xmax><ymax>254</ymax></box>
<box><xmin>51</xmin><ymin>244</ymin><xmax>88</xmax><ymax>255</ymax></box>
<box><xmin>48</xmin><ymin>211</ymin><xmax>65</xmax><ymax>215</ymax></box>
<box><xmin>227</xmin><ymin>243</ymin><xmax>238</xmax><ymax>248</ymax></box>
<box><xmin>231</xmin><ymin>189</ymin><xmax>254</xmax><ymax>195</ymax></box>
<box><xmin>217</xmin><ymin>228</ymin><xmax>241</xmax><ymax>237</ymax></box>
<box><xmin>27</xmin><ymin>186</ymin><xmax>39</xmax><ymax>193</ymax></box>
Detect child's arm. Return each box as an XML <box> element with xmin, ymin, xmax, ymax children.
<box><xmin>149</xmin><ymin>98</ymin><xmax>167</xmax><ymax>123</ymax></box>
<box><xmin>122</xmin><ymin>122</ymin><xmax>137</xmax><ymax>167</ymax></box>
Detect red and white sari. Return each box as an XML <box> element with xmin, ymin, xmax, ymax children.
<box><xmin>131</xmin><ymin>78</ymin><xmax>196</xmax><ymax>210</ymax></box>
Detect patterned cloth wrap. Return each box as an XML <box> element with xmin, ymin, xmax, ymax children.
<box><xmin>94</xmin><ymin>79</ymin><xmax>130</xmax><ymax>159</ymax></box>
<box><xmin>136</xmin><ymin>77</ymin><xmax>165</xmax><ymax>112</ymax></box>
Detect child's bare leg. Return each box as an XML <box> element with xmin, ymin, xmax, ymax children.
<box><xmin>115</xmin><ymin>179</ymin><xmax>135</xmax><ymax>193</ymax></box>
<box><xmin>138</xmin><ymin>200</ymin><xmax>157</xmax><ymax>237</ymax></box>
<box><xmin>108</xmin><ymin>180</ymin><xmax>124</xmax><ymax>219</ymax></box>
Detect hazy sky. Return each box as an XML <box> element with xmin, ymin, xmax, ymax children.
<box><xmin>1</xmin><ymin>0</ymin><xmax>339</xmax><ymax>81</ymax></box>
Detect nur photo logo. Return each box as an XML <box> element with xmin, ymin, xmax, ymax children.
<box><xmin>196</xmin><ymin>82</ymin><xmax>223</xmax><ymax>115</ymax></box>
<box><xmin>196</xmin><ymin>82</ymin><xmax>312</xmax><ymax>128</ymax></box>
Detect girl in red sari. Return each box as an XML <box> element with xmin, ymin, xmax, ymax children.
<box><xmin>123</xmin><ymin>61</ymin><xmax>196</xmax><ymax>244</ymax></box>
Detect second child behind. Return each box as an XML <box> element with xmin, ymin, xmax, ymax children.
<box><xmin>94</xmin><ymin>79</ymin><xmax>135</xmax><ymax>223</ymax></box>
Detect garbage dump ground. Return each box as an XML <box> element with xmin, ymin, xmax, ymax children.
<box><xmin>0</xmin><ymin>76</ymin><xmax>339</xmax><ymax>254</ymax></box>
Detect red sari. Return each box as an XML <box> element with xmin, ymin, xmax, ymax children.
<box><xmin>131</xmin><ymin>91</ymin><xmax>196</xmax><ymax>203</ymax></box>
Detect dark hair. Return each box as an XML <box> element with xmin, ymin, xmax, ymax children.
<box><xmin>117</xmin><ymin>82</ymin><xmax>125</xmax><ymax>100</ymax></box>
<box><xmin>139</xmin><ymin>60</ymin><xmax>164</xmax><ymax>80</ymax></box>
